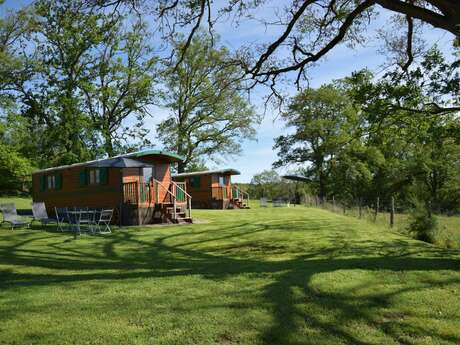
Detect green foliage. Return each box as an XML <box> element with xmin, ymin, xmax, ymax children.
<box><xmin>274</xmin><ymin>84</ymin><xmax>359</xmax><ymax>199</ymax></box>
<box><xmin>249</xmin><ymin>170</ymin><xmax>282</xmax><ymax>199</ymax></box>
<box><xmin>157</xmin><ymin>32</ymin><xmax>259</xmax><ymax>172</ymax></box>
<box><xmin>0</xmin><ymin>0</ymin><xmax>158</xmax><ymax>168</ymax></box>
<box><xmin>276</xmin><ymin>48</ymin><xmax>460</xmax><ymax>214</ymax></box>
<box><xmin>248</xmin><ymin>169</ymin><xmax>310</xmax><ymax>201</ymax></box>
<box><xmin>0</xmin><ymin>143</ymin><xmax>33</xmax><ymax>194</ymax></box>
<box><xmin>407</xmin><ymin>198</ymin><xmax>439</xmax><ymax>244</ymax></box>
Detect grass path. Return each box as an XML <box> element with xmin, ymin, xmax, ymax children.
<box><xmin>0</xmin><ymin>206</ymin><xmax>459</xmax><ymax>344</ymax></box>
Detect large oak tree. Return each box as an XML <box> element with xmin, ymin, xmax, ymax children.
<box><xmin>88</xmin><ymin>0</ymin><xmax>460</xmax><ymax>91</ymax></box>
<box><xmin>157</xmin><ymin>33</ymin><xmax>258</xmax><ymax>172</ymax></box>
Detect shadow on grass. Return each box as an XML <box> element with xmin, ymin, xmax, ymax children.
<box><xmin>0</xmin><ymin>219</ymin><xmax>459</xmax><ymax>344</ymax></box>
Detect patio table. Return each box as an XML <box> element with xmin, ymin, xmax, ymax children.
<box><xmin>67</xmin><ymin>210</ymin><xmax>97</xmax><ymax>235</ymax></box>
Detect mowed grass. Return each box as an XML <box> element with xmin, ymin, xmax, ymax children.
<box><xmin>332</xmin><ymin>205</ymin><xmax>460</xmax><ymax>248</ymax></box>
<box><xmin>0</xmin><ymin>203</ymin><xmax>460</xmax><ymax>344</ymax></box>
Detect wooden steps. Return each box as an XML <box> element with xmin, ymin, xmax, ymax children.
<box><xmin>232</xmin><ymin>198</ymin><xmax>250</xmax><ymax>209</ymax></box>
<box><xmin>163</xmin><ymin>203</ymin><xmax>193</xmax><ymax>224</ymax></box>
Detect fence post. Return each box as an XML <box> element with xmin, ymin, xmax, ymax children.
<box><xmin>332</xmin><ymin>196</ymin><xmax>336</xmax><ymax>212</ymax></box>
<box><xmin>374</xmin><ymin>196</ymin><xmax>379</xmax><ymax>222</ymax></box>
<box><xmin>358</xmin><ymin>198</ymin><xmax>362</xmax><ymax>219</ymax></box>
<box><xmin>390</xmin><ymin>196</ymin><xmax>395</xmax><ymax>228</ymax></box>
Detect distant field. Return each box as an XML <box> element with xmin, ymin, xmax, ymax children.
<box><xmin>0</xmin><ymin>196</ymin><xmax>32</xmax><ymax>210</ymax></box>
<box><xmin>1</xmin><ymin>203</ymin><xmax>459</xmax><ymax>344</ymax></box>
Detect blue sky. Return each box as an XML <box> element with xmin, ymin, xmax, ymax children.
<box><xmin>2</xmin><ymin>0</ymin><xmax>456</xmax><ymax>182</ymax></box>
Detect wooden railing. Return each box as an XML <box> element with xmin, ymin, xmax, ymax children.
<box><xmin>123</xmin><ymin>181</ymin><xmax>138</xmax><ymax>204</ymax></box>
<box><xmin>156</xmin><ymin>179</ymin><xmax>192</xmax><ymax>220</ymax></box>
<box><xmin>174</xmin><ymin>181</ymin><xmax>187</xmax><ymax>202</ymax></box>
<box><xmin>122</xmin><ymin>179</ymin><xmax>192</xmax><ymax>221</ymax></box>
<box><xmin>171</xmin><ymin>181</ymin><xmax>192</xmax><ymax>219</ymax></box>
<box><xmin>232</xmin><ymin>185</ymin><xmax>250</xmax><ymax>207</ymax></box>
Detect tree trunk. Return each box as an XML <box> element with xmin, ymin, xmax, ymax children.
<box><xmin>318</xmin><ymin>167</ymin><xmax>326</xmax><ymax>201</ymax></box>
<box><xmin>177</xmin><ymin>161</ymin><xmax>186</xmax><ymax>173</ymax></box>
<box><xmin>103</xmin><ymin>130</ymin><xmax>114</xmax><ymax>157</ymax></box>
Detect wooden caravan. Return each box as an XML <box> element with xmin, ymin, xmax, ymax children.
<box><xmin>32</xmin><ymin>150</ymin><xmax>192</xmax><ymax>225</ymax></box>
<box><xmin>172</xmin><ymin>169</ymin><xmax>249</xmax><ymax>209</ymax></box>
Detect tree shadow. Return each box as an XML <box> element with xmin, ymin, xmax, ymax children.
<box><xmin>0</xmin><ymin>219</ymin><xmax>459</xmax><ymax>344</ymax></box>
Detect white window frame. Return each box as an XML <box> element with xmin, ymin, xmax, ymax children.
<box><xmin>47</xmin><ymin>175</ymin><xmax>56</xmax><ymax>189</ymax></box>
<box><xmin>89</xmin><ymin>169</ymin><xmax>101</xmax><ymax>185</ymax></box>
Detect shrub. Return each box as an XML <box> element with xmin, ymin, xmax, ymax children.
<box><xmin>0</xmin><ymin>143</ymin><xmax>34</xmax><ymax>194</ymax></box>
<box><xmin>407</xmin><ymin>199</ymin><xmax>438</xmax><ymax>244</ymax></box>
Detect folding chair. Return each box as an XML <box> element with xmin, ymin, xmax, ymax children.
<box><xmin>93</xmin><ymin>209</ymin><xmax>113</xmax><ymax>234</ymax></box>
<box><xmin>55</xmin><ymin>207</ymin><xmax>69</xmax><ymax>232</ymax></box>
<box><xmin>32</xmin><ymin>202</ymin><xmax>57</xmax><ymax>227</ymax></box>
<box><xmin>0</xmin><ymin>203</ymin><xmax>30</xmax><ymax>230</ymax></box>
<box><xmin>78</xmin><ymin>207</ymin><xmax>93</xmax><ymax>233</ymax></box>
<box><xmin>260</xmin><ymin>197</ymin><xmax>268</xmax><ymax>208</ymax></box>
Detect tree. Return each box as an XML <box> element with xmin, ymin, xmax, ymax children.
<box><xmin>1</xmin><ymin>0</ymin><xmax>158</xmax><ymax>166</ymax></box>
<box><xmin>157</xmin><ymin>33</ymin><xmax>258</xmax><ymax>172</ymax></box>
<box><xmin>0</xmin><ymin>117</ymin><xmax>34</xmax><ymax>194</ymax></box>
<box><xmin>338</xmin><ymin>50</ymin><xmax>460</xmax><ymax>213</ymax></box>
<box><xmin>87</xmin><ymin>0</ymin><xmax>460</xmax><ymax>91</ymax></box>
<box><xmin>0</xmin><ymin>143</ymin><xmax>33</xmax><ymax>194</ymax></box>
<box><xmin>249</xmin><ymin>170</ymin><xmax>282</xmax><ymax>199</ymax></box>
<box><xmin>273</xmin><ymin>84</ymin><xmax>359</xmax><ymax>199</ymax></box>
<box><xmin>79</xmin><ymin>19</ymin><xmax>158</xmax><ymax>156</ymax></box>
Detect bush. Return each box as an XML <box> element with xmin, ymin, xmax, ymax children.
<box><xmin>0</xmin><ymin>143</ymin><xmax>34</xmax><ymax>194</ymax></box>
<box><xmin>407</xmin><ymin>200</ymin><xmax>438</xmax><ymax>243</ymax></box>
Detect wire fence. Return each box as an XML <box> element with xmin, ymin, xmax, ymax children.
<box><xmin>301</xmin><ymin>194</ymin><xmax>414</xmax><ymax>231</ymax></box>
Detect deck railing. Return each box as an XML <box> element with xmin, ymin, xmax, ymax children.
<box><xmin>122</xmin><ymin>179</ymin><xmax>192</xmax><ymax>221</ymax></box>
<box><xmin>123</xmin><ymin>181</ymin><xmax>139</xmax><ymax>204</ymax></box>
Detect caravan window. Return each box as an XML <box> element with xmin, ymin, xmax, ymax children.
<box><xmin>143</xmin><ymin>167</ymin><xmax>153</xmax><ymax>183</ymax></box>
<box><xmin>88</xmin><ymin>169</ymin><xmax>101</xmax><ymax>185</ymax></box>
<box><xmin>47</xmin><ymin>175</ymin><xmax>56</xmax><ymax>189</ymax></box>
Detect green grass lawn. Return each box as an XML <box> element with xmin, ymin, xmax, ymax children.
<box><xmin>0</xmin><ymin>202</ymin><xmax>459</xmax><ymax>344</ymax></box>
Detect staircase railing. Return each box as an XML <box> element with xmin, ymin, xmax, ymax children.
<box><xmin>153</xmin><ymin>179</ymin><xmax>192</xmax><ymax>220</ymax></box>
<box><xmin>122</xmin><ymin>178</ymin><xmax>192</xmax><ymax>221</ymax></box>
<box><xmin>171</xmin><ymin>181</ymin><xmax>192</xmax><ymax>219</ymax></box>
<box><xmin>232</xmin><ymin>185</ymin><xmax>250</xmax><ymax>207</ymax></box>
<box><xmin>153</xmin><ymin>178</ymin><xmax>179</xmax><ymax>220</ymax></box>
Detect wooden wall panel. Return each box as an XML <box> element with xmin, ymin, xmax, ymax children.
<box><xmin>173</xmin><ymin>173</ymin><xmax>235</xmax><ymax>208</ymax></box>
<box><xmin>32</xmin><ymin>167</ymin><xmax>122</xmax><ymax>213</ymax></box>
<box><xmin>32</xmin><ymin>155</ymin><xmax>176</xmax><ymax>220</ymax></box>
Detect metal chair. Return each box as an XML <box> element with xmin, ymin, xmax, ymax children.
<box><xmin>260</xmin><ymin>197</ymin><xmax>268</xmax><ymax>208</ymax></box>
<box><xmin>78</xmin><ymin>207</ymin><xmax>93</xmax><ymax>233</ymax></box>
<box><xmin>93</xmin><ymin>209</ymin><xmax>113</xmax><ymax>234</ymax></box>
<box><xmin>0</xmin><ymin>203</ymin><xmax>30</xmax><ymax>230</ymax></box>
<box><xmin>66</xmin><ymin>207</ymin><xmax>80</xmax><ymax>233</ymax></box>
<box><xmin>55</xmin><ymin>207</ymin><xmax>69</xmax><ymax>232</ymax></box>
<box><xmin>32</xmin><ymin>202</ymin><xmax>57</xmax><ymax>227</ymax></box>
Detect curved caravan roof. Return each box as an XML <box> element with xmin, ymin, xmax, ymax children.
<box><xmin>33</xmin><ymin>149</ymin><xmax>184</xmax><ymax>174</ymax></box>
<box><xmin>173</xmin><ymin>169</ymin><xmax>241</xmax><ymax>178</ymax></box>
